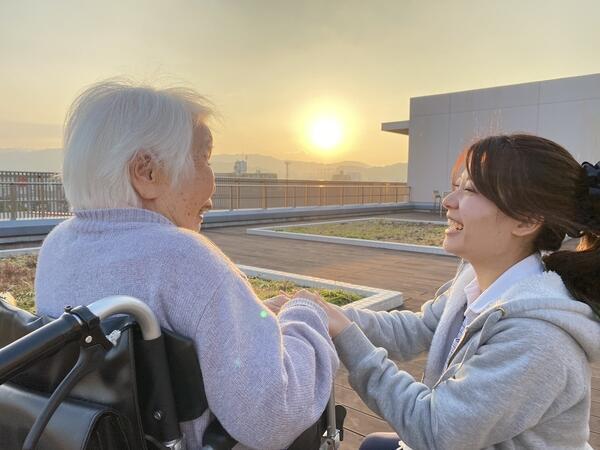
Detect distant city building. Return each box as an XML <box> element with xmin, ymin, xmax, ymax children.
<box><xmin>215</xmin><ymin>159</ymin><xmax>277</xmax><ymax>179</ymax></box>
<box><xmin>243</xmin><ymin>170</ymin><xmax>277</xmax><ymax>180</ymax></box>
<box><xmin>233</xmin><ymin>159</ymin><xmax>247</xmax><ymax>176</ymax></box>
<box><xmin>216</xmin><ymin>166</ymin><xmax>277</xmax><ymax>179</ymax></box>
<box><xmin>331</xmin><ymin>171</ymin><xmax>351</xmax><ymax>181</ymax></box>
<box><xmin>215</xmin><ymin>172</ymin><xmax>278</xmax><ymax>179</ymax></box>
<box><xmin>382</xmin><ymin>72</ymin><xmax>600</xmax><ymax>207</ymax></box>
<box><xmin>331</xmin><ymin>169</ymin><xmax>361</xmax><ymax>181</ymax></box>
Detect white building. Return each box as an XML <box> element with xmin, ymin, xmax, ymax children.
<box><xmin>383</xmin><ymin>73</ymin><xmax>600</xmax><ymax>208</ymax></box>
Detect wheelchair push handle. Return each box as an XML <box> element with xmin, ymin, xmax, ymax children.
<box><xmin>86</xmin><ymin>295</ymin><xmax>162</xmax><ymax>340</ymax></box>
<box><xmin>0</xmin><ymin>295</ymin><xmax>161</xmax><ymax>385</ymax></box>
<box><xmin>0</xmin><ymin>296</ymin><xmax>185</xmax><ymax>450</ymax></box>
<box><xmin>0</xmin><ymin>313</ymin><xmax>82</xmax><ymax>385</ymax></box>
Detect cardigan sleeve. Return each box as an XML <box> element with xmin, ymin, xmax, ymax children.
<box><xmin>192</xmin><ymin>270</ymin><xmax>339</xmax><ymax>450</ymax></box>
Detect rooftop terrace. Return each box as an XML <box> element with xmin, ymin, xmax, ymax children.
<box><xmin>203</xmin><ymin>211</ymin><xmax>599</xmax><ymax>449</ymax></box>
<box><xmin>1</xmin><ymin>210</ymin><xmax>597</xmax><ymax>448</ymax></box>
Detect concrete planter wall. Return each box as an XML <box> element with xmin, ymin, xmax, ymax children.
<box><xmin>0</xmin><ymin>247</ymin><xmax>404</xmax><ymax>312</ymax></box>
<box><xmin>248</xmin><ymin>217</ymin><xmax>453</xmax><ymax>256</ymax></box>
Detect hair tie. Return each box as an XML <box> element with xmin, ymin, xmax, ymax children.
<box><xmin>582</xmin><ymin>161</ymin><xmax>600</xmax><ymax>199</ymax></box>
<box><xmin>578</xmin><ymin>161</ymin><xmax>600</xmax><ymax>234</ymax></box>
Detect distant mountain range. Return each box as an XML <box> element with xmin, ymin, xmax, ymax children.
<box><xmin>0</xmin><ymin>148</ymin><xmax>407</xmax><ymax>182</ymax></box>
<box><xmin>209</xmin><ymin>153</ymin><xmax>407</xmax><ymax>182</ymax></box>
<box><xmin>0</xmin><ymin>148</ymin><xmax>63</xmax><ymax>172</ymax></box>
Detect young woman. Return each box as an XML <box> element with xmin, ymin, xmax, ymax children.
<box><xmin>301</xmin><ymin>134</ymin><xmax>600</xmax><ymax>449</ymax></box>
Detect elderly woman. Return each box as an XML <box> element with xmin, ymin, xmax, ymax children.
<box><xmin>34</xmin><ymin>80</ymin><xmax>338</xmax><ymax>450</ymax></box>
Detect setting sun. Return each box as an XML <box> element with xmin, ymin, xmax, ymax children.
<box><xmin>309</xmin><ymin>117</ymin><xmax>343</xmax><ymax>151</ymax></box>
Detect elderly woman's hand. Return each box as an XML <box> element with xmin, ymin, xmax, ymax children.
<box><xmin>292</xmin><ymin>290</ymin><xmax>352</xmax><ymax>338</ymax></box>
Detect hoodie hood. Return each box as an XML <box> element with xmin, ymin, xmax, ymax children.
<box><xmin>469</xmin><ymin>270</ymin><xmax>600</xmax><ymax>363</ymax></box>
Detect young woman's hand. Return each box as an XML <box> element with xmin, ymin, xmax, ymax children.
<box><xmin>264</xmin><ymin>293</ymin><xmax>291</xmax><ymax>314</ymax></box>
<box><xmin>292</xmin><ymin>289</ymin><xmax>352</xmax><ymax>338</ymax></box>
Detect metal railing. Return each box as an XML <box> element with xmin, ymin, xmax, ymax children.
<box><xmin>0</xmin><ymin>171</ymin><xmax>60</xmax><ymax>184</ymax></box>
<box><xmin>212</xmin><ymin>182</ymin><xmax>409</xmax><ymax>210</ymax></box>
<box><xmin>0</xmin><ymin>182</ymin><xmax>70</xmax><ymax>220</ymax></box>
<box><xmin>0</xmin><ymin>174</ymin><xmax>410</xmax><ymax>220</ymax></box>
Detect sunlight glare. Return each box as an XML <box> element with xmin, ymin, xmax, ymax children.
<box><xmin>309</xmin><ymin>117</ymin><xmax>343</xmax><ymax>151</ymax></box>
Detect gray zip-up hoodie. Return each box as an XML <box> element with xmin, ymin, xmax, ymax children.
<box><xmin>335</xmin><ymin>263</ymin><xmax>600</xmax><ymax>450</ymax></box>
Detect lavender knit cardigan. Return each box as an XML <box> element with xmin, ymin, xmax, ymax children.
<box><xmin>35</xmin><ymin>208</ymin><xmax>339</xmax><ymax>450</ymax></box>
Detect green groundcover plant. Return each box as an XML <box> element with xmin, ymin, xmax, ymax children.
<box><xmin>0</xmin><ymin>255</ymin><xmax>362</xmax><ymax>314</ymax></box>
<box><xmin>278</xmin><ymin>219</ymin><xmax>446</xmax><ymax>247</ymax></box>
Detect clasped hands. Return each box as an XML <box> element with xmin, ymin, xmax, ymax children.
<box><xmin>265</xmin><ymin>289</ymin><xmax>351</xmax><ymax>338</ymax></box>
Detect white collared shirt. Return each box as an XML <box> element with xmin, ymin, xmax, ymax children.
<box><xmin>463</xmin><ymin>253</ymin><xmax>545</xmax><ymax>325</ymax></box>
<box><xmin>445</xmin><ymin>253</ymin><xmax>544</xmax><ymax>368</ymax></box>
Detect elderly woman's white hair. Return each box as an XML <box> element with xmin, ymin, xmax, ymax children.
<box><xmin>62</xmin><ymin>79</ymin><xmax>213</xmax><ymax>210</ymax></box>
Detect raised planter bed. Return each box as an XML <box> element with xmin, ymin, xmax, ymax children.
<box><xmin>248</xmin><ymin>217</ymin><xmax>452</xmax><ymax>256</ymax></box>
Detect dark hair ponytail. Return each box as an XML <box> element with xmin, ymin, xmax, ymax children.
<box><xmin>465</xmin><ymin>135</ymin><xmax>600</xmax><ymax>318</ymax></box>
<box><xmin>544</xmin><ymin>233</ymin><xmax>600</xmax><ymax>317</ymax></box>
<box><xmin>543</xmin><ymin>161</ymin><xmax>600</xmax><ymax>318</ymax></box>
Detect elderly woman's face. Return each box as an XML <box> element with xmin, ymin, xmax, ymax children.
<box><xmin>165</xmin><ymin>123</ymin><xmax>215</xmax><ymax>231</ymax></box>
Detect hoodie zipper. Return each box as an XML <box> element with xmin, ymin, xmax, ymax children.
<box><xmin>445</xmin><ymin>307</ymin><xmax>506</xmax><ymax>368</ymax></box>
<box><xmin>445</xmin><ymin>327</ymin><xmax>472</xmax><ymax>368</ymax></box>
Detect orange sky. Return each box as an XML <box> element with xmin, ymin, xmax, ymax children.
<box><xmin>1</xmin><ymin>0</ymin><xmax>600</xmax><ymax>165</ymax></box>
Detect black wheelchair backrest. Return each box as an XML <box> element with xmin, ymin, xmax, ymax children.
<box><xmin>0</xmin><ymin>298</ymin><xmax>208</xmax><ymax>450</ymax></box>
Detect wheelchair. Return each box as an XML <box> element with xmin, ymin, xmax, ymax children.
<box><xmin>0</xmin><ymin>295</ymin><xmax>346</xmax><ymax>450</ymax></box>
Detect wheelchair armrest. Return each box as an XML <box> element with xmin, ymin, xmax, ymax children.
<box><xmin>201</xmin><ymin>420</ymin><xmax>237</xmax><ymax>450</ymax></box>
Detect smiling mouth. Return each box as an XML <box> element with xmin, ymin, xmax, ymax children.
<box><xmin>446</xmin><ymin>217</ymin><xmax>464</xmax><ymax>232</ymax></box>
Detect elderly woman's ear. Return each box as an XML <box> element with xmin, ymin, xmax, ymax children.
<box><xmin>129</xmin><ymin>152</ymin><xmax>166</xmax><ymax>200</ymax></box>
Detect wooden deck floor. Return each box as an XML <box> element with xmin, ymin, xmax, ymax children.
<box><xmin>203</xmin><ymin>212</ymin><xmax>600</xmax><ymax>449</ymax></box>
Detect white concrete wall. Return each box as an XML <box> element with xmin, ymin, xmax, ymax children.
<box><xmin>405</xmin><ymin>73</ymin><xmax>600</xmax><ymax>204</ymax></box>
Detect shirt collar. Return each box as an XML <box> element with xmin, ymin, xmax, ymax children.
<box><xmin>464</xmin><ymin>253</ymin><xmax>544</xmax><ymax>323</ymax></box>
<box><xmin>464</xmin><ymin>278</ymin><xmax>482</xmax><ymax>306</ymax></box>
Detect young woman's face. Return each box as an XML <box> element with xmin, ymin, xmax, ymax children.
<box><xmin>442</xmin><ymin>170</ymin><xmax>522</xmax><ymax>264</ymax></box>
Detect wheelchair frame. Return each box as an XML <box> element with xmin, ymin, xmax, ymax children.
<box><xmin>0</xmin><ymin>296</ymin><xmax>344</xmax><ymax>450</ymax></box>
